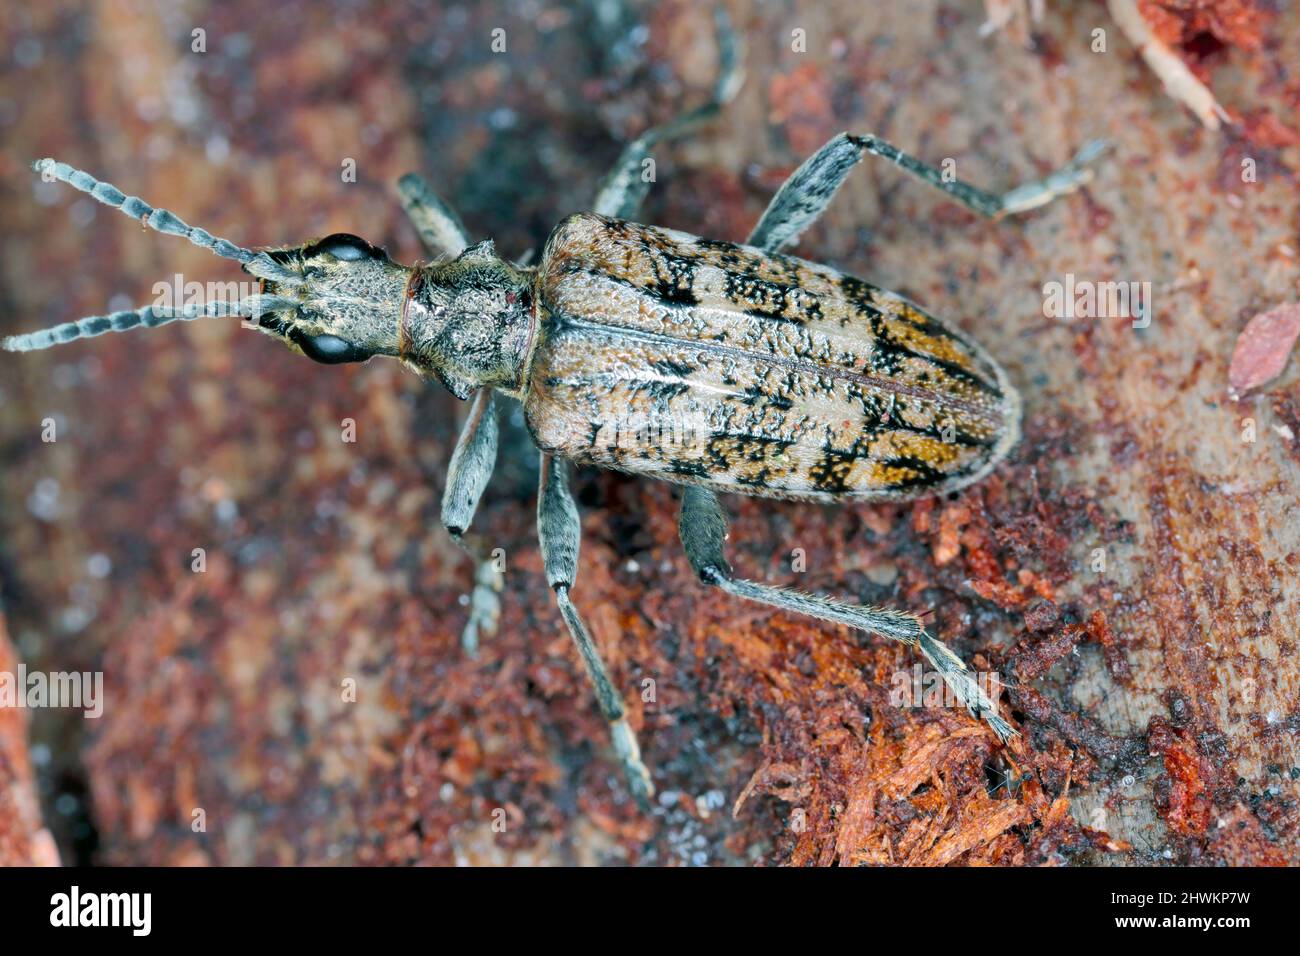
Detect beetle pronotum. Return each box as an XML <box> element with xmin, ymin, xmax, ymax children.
<box><xmin>5</xmin><ymin>16</ymin><xmax>1106</xmax><ymax>809</ymax></box>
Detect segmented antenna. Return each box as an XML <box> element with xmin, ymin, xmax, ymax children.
<box><xmin>4</xmin><ymin>161</ymin><xmax>305</xmax><ymax>352</ymax></box>
<box><xmin>31</xmin><ymin>158</ymin><xmax>256</xmax><ymax>265</ymax></box>
<box><xmin>3</xmin><ymin>297</ymin><xmax>290</xmax><ymax>353</ymax></box>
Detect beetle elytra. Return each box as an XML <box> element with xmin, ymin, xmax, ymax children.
<box><xmin>5</xmin><ymin>30</ymin><xmax>1108</xmax><ymax>809</ymax></box>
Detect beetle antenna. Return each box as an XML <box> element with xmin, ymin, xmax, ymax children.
<box><xmin>2</xmin><ymin>295</ymin><xmax>294</xmax><ymax>353</ymax></box>
<box><xmin>32</xmin><ymin>158</ymin><xmax>256</xmax><ymax>265</ymax></box>
<box><xmin>11</xmin><ymin>160</ymin><xmax>307</xmax><ymax>352</ymax></box>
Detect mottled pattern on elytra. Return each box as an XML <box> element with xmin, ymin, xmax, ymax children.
<box><xmin>523</xmin><ymin>214</ymin><xmax>1021</xmax><ymax>501</ymax></box>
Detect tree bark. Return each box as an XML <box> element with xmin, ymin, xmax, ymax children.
<box><xmin>0</xmin><ymin>0</ymin><xmax>1294</xmax><ymax>865</ymax></box>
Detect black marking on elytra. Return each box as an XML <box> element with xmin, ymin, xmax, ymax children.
<box><xmin>741</xmin><ymin>434</ymin><xmax>794</xmax><ymax>461</ymax></box>
<box><xmin>855</xmin><ymin>397</ymin><xmax>992</xmax><ymax>448</ymax></box>
<box><xmin>769</xmin><ymin>252</ymin><xmax>809</xmax><ymax>287</ymax></box>
<box><xmin>703</xmin><ymin>438</ymin><xmax>732</xmax><ymax>472</ymax></box>
<box><xmin>734</xmin><ymin>467</ymin><xmax>773</xmax><ymax>488</ymax></box>
<box><xmin>559</xmin><ymin>262</ymin><xmax>702</xmax><ymax>314</ymax></box>
<box><xmin>703</xmin><ymin>433</ymin><xmax>795</xmax><ymax>469</ymax></box>
<box><xmin>808</xmin><ymin>448</ymin><xmax>858</xmax><ymax>494</ymax></box>
<box><xmin>865</xmin><ymin>311</ymin><xmax>1000</xmax><ymax>397</ymax></box>
<box><xmin>651</xmin><ymin>357</ymin><xmax>695</xmax><ymax>378</ymax></box>
<box><xmin>668</xmin><ymin>457</ymin><xmax>710</xmax><ymax>478</ymax></box>
<box><xmin>694</xmin><ymin>236</ymin><xmax>747</xmax><ymax>268</ymax></box>
<box><xmin>632</xmin><ymin>376</ymin><xmax>692</xmax><ymax>403</ymax></box>
<box><xmin>838</xmin><ymin>274</ymin><xmax>885</xmax><ymax>327</ymax></box>
<box><xmin>737</xmin><ymin>381</ymin><xmax>794</xmax><ymax>411</ymax></box>
<box><xmin>866</xmin><ymin>312</ymin><xmax>907</xmax><ymax>377</ymax></box>
<box><xmin>832</xmin><ymin>274</ymin><xmax>883</xmax><ymax>312</ymax></box>
<box><xmin>721</xmin><ymin>270</ymin><xmax>814</xmax><ymax>327</ymax></box>
<box><xmin>879</xmin><ymin>454</ymin><xmax>949</xmax><ymax>490</ymax></box>
<box><xmin>904</xmin><ymin>343</ymin><xmax>1001</xmax><ymax>397</ymax></box>
<box><xmin>841</xmin><ymin>275</ymin><xmax>1000</xmax><ymax>393</ymax></box>
<box><xmin>648</xmin><ymin>250</ymin><xmax>699</xmax><ymax>307</ymax></box>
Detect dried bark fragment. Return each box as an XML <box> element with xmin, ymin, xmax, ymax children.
<box><xmin>1109</xmin><ymin>0</ymin><xmax>1231</xmax><ymax>128</ymax></box>
<box><xmin>1227</xmin><ymin>302</ymin><xmax>1300</xmax><ymax>396</ymax></box>
<box><xmin>1147</xmin><ymin>716</ymin><xmax>1217</xmax><ymax>837</ymax></box>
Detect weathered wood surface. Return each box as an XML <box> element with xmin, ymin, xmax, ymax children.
<box><xmin>0</xmin><ymin>0</ymin><xmax>1295</xmax><ymax>864</ymax></box>
<box><xmin>0</xmin><ymin>614</ymin><xmax>58</xmax><ymax>865</ymax></box>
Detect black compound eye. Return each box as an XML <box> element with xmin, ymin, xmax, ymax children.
<box><xmin>306</xmin><ymin>233</ymin><xmax>385</xmax><ymax>262</ymax></box>
<box><xmin>297</xmin><ymin>332</ymin><xmax>369</xmax><ymax>365</ymax></box>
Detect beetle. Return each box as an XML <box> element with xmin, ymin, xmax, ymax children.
<box><xmin>4</xmin><ymin>30</ymin><xmax>1106</xmax><ymax>810</ymax></box>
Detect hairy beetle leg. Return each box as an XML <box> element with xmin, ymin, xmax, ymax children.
<box><xmin>678</xmin><ymin>486</ymin><xmax>1015</xmax><ymax>741</ymax></box>
<box><xmin>441</xmin><ymin>388</ymin><xmax>503</xmax><ymax>655</ymax></box>
<box><xmin>747</xmin><ymin>131</ymin><xmax>1112</xmax><ymax>253</ymax></box>
<box><xmin>397</xmin><ymin>172</ymin><xmax>472</xmax><ymax>259</ymax></box>
<box><xmin>591</xmin><ymin>6</ymin><xmax>743</xmax><ymax>221</ymax></box>
<box><xmin>539</xmin><ymin>454</ymin><xmax>654</xmax><ymax>809</ymax></box>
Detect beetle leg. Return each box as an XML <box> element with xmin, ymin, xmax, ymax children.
<box><xmin>747</xmin><ymin>132</ymin><xmax>1111</xmax><ymax>253</ymax></box>
<box><xmin>397</xmin><ymin>172</ymin><xmax>471</xmax><ymax>258</ymax></box>
<box><xmin>677</xmin><ymin>485</ymin><xmax>1016</xmax><ymax>741</ymax></box>
<box><xmin>591</xmin><ymin>7</ymin><xmax>743</xmax><ymax>220</ymax></box>
<box><xmin>537</xmin><ymin>453</ymin><xmax>654</xmax><ymax>809</ymax></box>
<box><xmin>441</xmin><ymin>388</ymin><xmax>502</xmax><ymax>655</ymax></box>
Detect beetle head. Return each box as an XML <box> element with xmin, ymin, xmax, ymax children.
<box><xmin>4</xmin><ymin>160</ymin><xmax>536</xmax><ymax>402</ymax></box>
<box><xmin>252</xmin><ymin>233</ymin><xmax>409</xmax><ymax>365</ymax></box>
<box><xmin>2</xmin><ymin>160</ymin><xmax>410</xmax><ymax>368</ymax></box>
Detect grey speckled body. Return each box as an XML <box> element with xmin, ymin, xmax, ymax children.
<box><xmin>7</xmin><ymin>49</ymin><xmax>1107</xmax><ymax>804</ymax></box>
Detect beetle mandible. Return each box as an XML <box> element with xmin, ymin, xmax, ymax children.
<box><xmin>4</xmin><ymin>21</ymin><xmax>1107</xmax><ymax>809</ymax></box>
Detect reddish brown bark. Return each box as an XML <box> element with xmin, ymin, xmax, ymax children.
<box><xmin>0</xmin><ymin>0</ymin><xmax>1296</xmax><ymax>865</ymax></box>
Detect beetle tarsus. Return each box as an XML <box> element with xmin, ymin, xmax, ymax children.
<box><xmin>996</xmin><ymin>138</ymin><xmax>1113</xmax><ymax>217</ymax></box>
<box><xmin>916</xmin><ymin>631</ymin><xmax>1017</xmax><ymax>742</ymax></box>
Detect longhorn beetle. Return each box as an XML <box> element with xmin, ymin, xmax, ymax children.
<box><xmin>5</xmin><ymin>19</ymin><xmax>1107</xmax><ymax>810</ymax></box>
